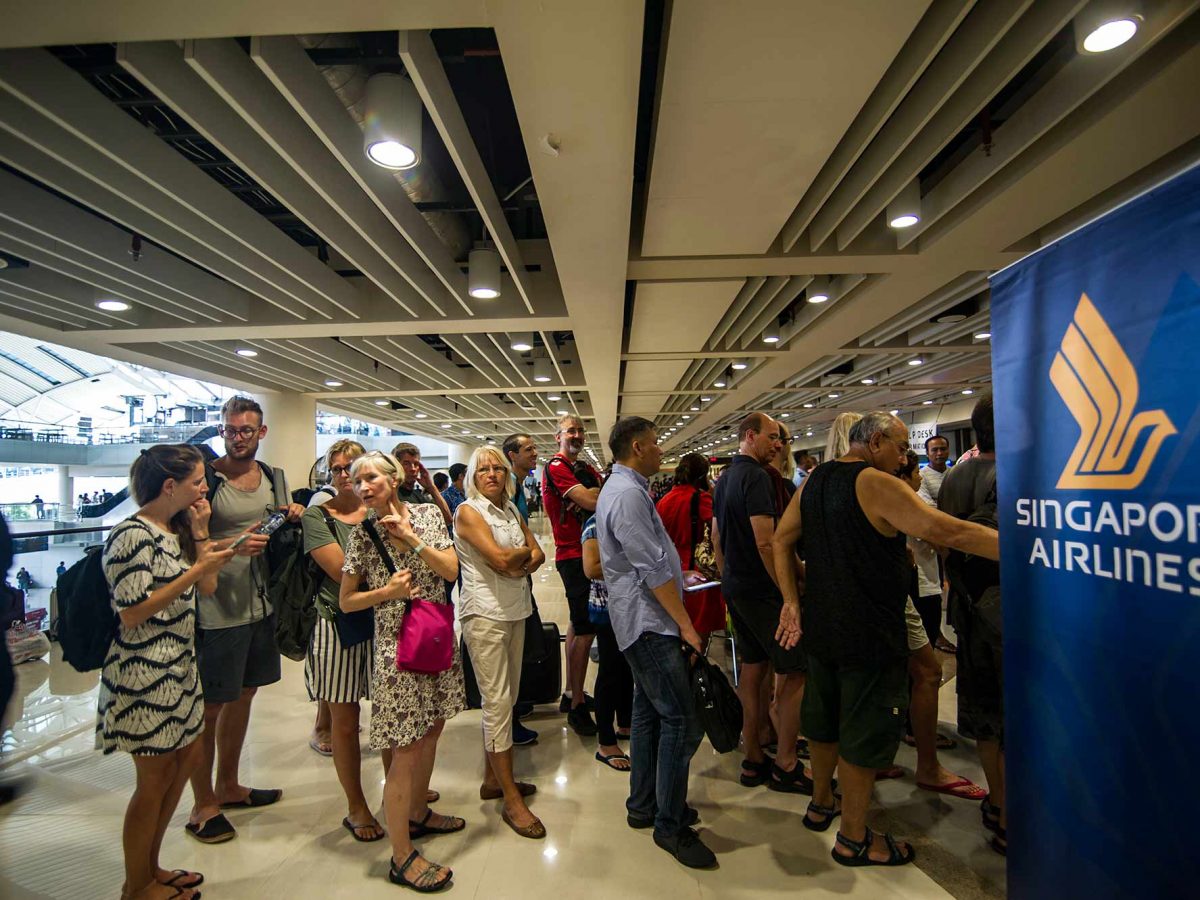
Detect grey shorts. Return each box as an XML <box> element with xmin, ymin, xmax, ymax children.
<box><xmin>196</xmin><ymin>614</ymin><xmax>282</xmax><ymax>704</ymax></box>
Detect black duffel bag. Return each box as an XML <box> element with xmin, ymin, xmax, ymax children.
<box><xmin>686</xmin><ymin>647</ymin><xmax>742</xmax><ymax>753</ymax></box>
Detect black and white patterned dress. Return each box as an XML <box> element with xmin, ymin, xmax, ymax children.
<box><xmin>96</xmin><ymin>517</ymin><xmax>204</xmax><ymax>755</ymax></box>
<box><xmin>342</xmin><ymin>504</ymin><xmax>465</xmax><ymax>749</ymax></box>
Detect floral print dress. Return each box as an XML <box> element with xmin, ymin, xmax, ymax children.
<box><xmin>342</xmin><ymin>504</ymin><xmax>465</xmax><ymax>749</ymax></box>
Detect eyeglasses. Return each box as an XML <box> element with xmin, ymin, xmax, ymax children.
<box><xmin>476</xmin><ymin>465</ymin><xmax>507</xmax><ymax>475</ymax></box>
<box><xmin>218</xmin><ymin>425</ymin><xmax>262</xmax><ymax>439</ymax></box>
<box><xmin>329</xmin><ymin>465</ymin><xmax>353</xmax><ymax>476</ymax></box>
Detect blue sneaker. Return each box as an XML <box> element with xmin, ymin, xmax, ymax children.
<box><xmin>513</xmin><ymin>721</ymin><xmax>539</xmax><ymax>746</ymax></box>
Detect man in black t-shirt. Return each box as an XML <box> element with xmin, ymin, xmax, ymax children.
<box><xmin>712</xmin><ymin>412</ymin><xmax>810</xmax><ymax>795</ymax></box>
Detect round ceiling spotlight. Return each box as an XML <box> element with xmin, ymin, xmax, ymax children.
<box><xmin>806</xmin><ymin>276</ymin><xmax>831</xmax><ymax>304</ymax></box>
<box><xmin>324</xmin><ymin>380</ymin><xmax>343</xmax><ymax>387</ymax></box>
<box><xmin>363</xmin><ymin>74</ymin><xmax>422</xmax><ymax>170</ymax></box>
<box><xmin>908</xmin><ymin>358</ymin><xmax>924</xmax><ymax>366</ymax></box>
<box><xmin>96</xmin><ymin>299</ymin><xmax>131</xmax><ymax>312</ymax></box>
<box><xmin>375</xmin><ymin>399</ymin><xmax>389</xmax><ymax>406</ymax></box>
<box><xmin>731</xmin><ymin>362</ymin><xmax>748</xmax><ymax>371</ymax></box>
<box><xmin>860</xmin><ymin>377</ymin><xmax>875</xmax><ymax>385</ymax></box>
<box><xmin>510</xmin><ymin>332</ymin><xmax>534</xmax><ymax>352</ymax></box>
<box><xmin>415</xmin><ymin>413</ymin><xmax>428</xmax><ymax>419</ymax></box>
<box><xmin>1076</xmin><ymin>3</ymin><xmax>1141</xmax><ymax>53</ymax></box>
<box><xmin>468</xmin><ymin>245</ymin><xmax>501</xmax><ymax>299</ymax></box>
<box><xmin>762</xmin><ymin>321</ymin><xmax>781</xmax><ymax>344</ymax></box>
<box><xmin>887</xmin><ymin>178</ymin><xmax>921</xmax><ymax>229</ymax></box>
<box><xmin>533</xmin><ymin>356</ymin><xmax>552</xmax><ymax>383</ymax></box>
<box><xmin>235</xmin><ymin>348</ymin><xmax>258</xmax><ymax>357</ymax></box>
<box><xmin>974</xmin><ymin>331</ymin><xmax>992</xmax><ymax>341</ymax></box>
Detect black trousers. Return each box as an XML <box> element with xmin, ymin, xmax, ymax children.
<box><xmin>593</xmin><ymin>622</ymin><xmax>634</xmax><ymax>746</ymax></box>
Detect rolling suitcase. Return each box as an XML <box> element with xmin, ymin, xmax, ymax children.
<box><xmin>460</xmin><ymin>621</ymin><xmax>563</xmax><ymax>709</ymax></box>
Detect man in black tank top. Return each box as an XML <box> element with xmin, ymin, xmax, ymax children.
<box><xmin>771</xmin><ymin>411</ymin><xmax>1000</xmax><ymax>868</ymax></box>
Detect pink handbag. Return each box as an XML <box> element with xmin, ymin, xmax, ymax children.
<box><xmin>394</xmin><ymin>598</ymin><xmax>455</xmax><ymax>674</ymax></box>
<box><xmin>363</xmin><ymin>519</ymin><xmax>455</xmax><ymax>674</ymax></box>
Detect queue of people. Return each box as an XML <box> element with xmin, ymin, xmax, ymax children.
<box><xmin>93</xmin><ymin>397</ymin><xmax>1004</xmax><ymax>897</ymax></box>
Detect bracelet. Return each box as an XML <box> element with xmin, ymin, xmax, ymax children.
<box><xmin>411</xmin><ymin>538</ymin><xmax>428</xmax><ymax>555</ymax></box>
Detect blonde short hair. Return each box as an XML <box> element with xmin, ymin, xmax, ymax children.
<box><xmin>325</xmin><ymin>439</ymin><xmax>366</xmax><ymax>470</ymax></box>
<box><xmin>465</xmin><ymin>446</ymin><xmax>515</xmax><ymax>503</ymax></box>
<box><xmin>349</xmin><ymin>451</ymin><xmax>402</xmax><ymax>501</ymax></box>
<box><xmin>776</xmin><ymin>422</ymin><xmax>796</xmax><ymax>480</ymax></box>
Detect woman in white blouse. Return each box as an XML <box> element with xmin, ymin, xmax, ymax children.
<box><xmin>453</xmin><ymin>445</ymin><xmax>547</xmax><ymax>839</ymax></box>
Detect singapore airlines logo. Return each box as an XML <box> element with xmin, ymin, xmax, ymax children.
<box><xmin>1049</xmin><ymin>293</ymin><xmax>1176</xmax><ymax>490</ymax></box>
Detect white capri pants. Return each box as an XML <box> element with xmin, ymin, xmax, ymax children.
<box><xmin>462</xmin><ymin>615</ymin><xmax>525</xmax><ymax>752</ymax></box>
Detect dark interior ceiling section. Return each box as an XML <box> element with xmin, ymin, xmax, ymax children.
<box><xmin>45</xmin><ymin>30</ymin><xmax>543</xmax><ymax>265</ymax></box>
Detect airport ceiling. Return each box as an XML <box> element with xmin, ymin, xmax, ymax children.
<box><xmin>0</xmin><ymin>0</ymin><xmax>1197</xmax><ymax>460</ymax></box>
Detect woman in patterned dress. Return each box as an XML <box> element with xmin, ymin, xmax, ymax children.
<box><xmin>340</xmin><ymin>451</ymin><xmax>465</xmax><ymax>892</ymax></box>
<box><xmin>101</xmin><ymin>444</ymin><xmax>236</xmax><ymax>900</ymax></box>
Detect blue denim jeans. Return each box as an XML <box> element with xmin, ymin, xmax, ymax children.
<box><xmin>622</xmin><ymin>631</ymin><xmax>703</xmax><ymax>838</ymax></box>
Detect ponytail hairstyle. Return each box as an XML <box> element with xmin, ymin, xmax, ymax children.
<box><xmin>130</xmin><ymin>444</ymin><xmax>205</xmax><ymax>562</ymax></box>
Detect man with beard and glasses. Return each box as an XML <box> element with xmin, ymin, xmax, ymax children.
<box><xmin>542</xmin><ymin>415</ymin><xmax>602</xmax><ymax>736</ymax></box>
<box><xmin>186</xmin><ymin>396</ymin><xmax>304</xmax><ymax>844</ymax></box>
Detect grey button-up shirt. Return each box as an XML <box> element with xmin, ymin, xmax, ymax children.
<box><xmin>595</xmin><ymin>463</ymin><xmax>684</xmax><ymax>651</ymax></box>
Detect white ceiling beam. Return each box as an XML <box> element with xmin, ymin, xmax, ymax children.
<box><xmin>310</xmin><ymin>385</ymin><xmax>590</xmax><ymax>400</ymax></box>
<box><xmin>116</xmin><ymin>40</ymin><xmax>427</xmax><ymax>319</ymax></box>
<box><xmin>398</xmin><ymin>30</ymin><xmax>537</xmax><ymax>315</ymax></box>
<box><xmin>896</xmin><ymin>0</ymin><xmax>1200</xmax><ymax>249</ymax></box>
<box><xmin>835</xmin><ymin>0</ymin><xmax>1088</xmax><ymax>250</ymax></box>
<box><xmin>250</xmin><ymin>34</ymin><xmax>473</xmax><ymax>315</ymax></box>
<box><xmin>0</xmin><ymin>263</ymin><xmax>187</xmax><ymax>330</ymax></box>
<box><xmin>0</xmin><ymin>48</ymin><xmax>365</xmax><ymax>319</ymax></box>
<box><xmin>0</xmin><ymin>167</ymin><xmax>254</xmax><ymax>323</ymax></box>
<box><xmin>778</xmin><ymin>0</ymin><xmax>975</xmax><ymax>251</ymax></box>
<box><xmin>807</xmin><ymin>0</ymin><xmax>1034</xmax><ymax>251</ymax></box>
<box><xmin>175</xmin><ymin>38</ymin><xmax>459</xmax><ymax>318</ymax></box>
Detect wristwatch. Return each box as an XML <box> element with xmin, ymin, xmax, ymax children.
<box><xmin>410</xmin><ymin>538</ymin><xmax>428</xmax><ymax>555</ymax></box>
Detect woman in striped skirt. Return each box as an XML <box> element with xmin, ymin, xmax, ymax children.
<box><xmin>100</xmin><ymin>444</ymin><xmax>235</xmax><ymax>900</ymax></box>
<box><xmin>302</xmin><ymin>439</ymin><xmax>382</xmax><ymax>841</ymax></box>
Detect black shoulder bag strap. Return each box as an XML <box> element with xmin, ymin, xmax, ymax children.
<box><xmin>689</xmin><ymin>488</ymin><xmax>702</xmax><ymax>548</ymax></box>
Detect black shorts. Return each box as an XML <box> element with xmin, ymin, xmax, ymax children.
<box><xmin>196</xmin><ymin>614</ymin><xmax>282</xmax><ymax>704</ymax></box>
<box><xmin>952</xmin><ymin>589</ymin><xmax>1004</xmax><ymax>745</ymax></box>
<box><xmin>556</xmin><ymin>557</ymin><xmax>596</xmax><ymax>636</ymax></box>
<box><xmin>801</xmin><ymin>654</ymin><xmax>908</xmax><ymax>769</ymax></box>
<box><xmin>726</xmin><ymin>593</ymin><xmax>806</xmax><ymax>674</ymax></box>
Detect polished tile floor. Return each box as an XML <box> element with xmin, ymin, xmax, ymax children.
<box><xmin>1</xmin><ymin>514</ymin><xmax>1006</xmax><ymax>899</ymax></box>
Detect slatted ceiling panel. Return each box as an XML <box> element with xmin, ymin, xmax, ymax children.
<box><xmin>0</xmin><ymin>371</ymin><xmax>37</xmax><ymax>406</ymax></box>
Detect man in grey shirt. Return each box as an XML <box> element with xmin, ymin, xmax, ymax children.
<box><xmin>596</xmin><ymin>416</ymin><xmax>714</xmax><ymax>870</ymax></box>
<box><xmin>187</xmin><ymin>396</ymin><xmax>304</xmax><ymax>844</ymax></box>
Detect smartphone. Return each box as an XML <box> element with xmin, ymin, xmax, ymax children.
<box><xmin>230</xmin><ymin>511</ymin><xmax>287</xmax><ymax>549</ymax></box>
<box><xmin>684</xmin><ymin>580</ymin><xmax>721</xmax><ymax>592</ymax></box>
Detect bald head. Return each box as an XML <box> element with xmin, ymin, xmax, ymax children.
<box><xmin>738</xmin><ymin>411</ymin><xmax>782</xmax><ymax>465</ymax></box>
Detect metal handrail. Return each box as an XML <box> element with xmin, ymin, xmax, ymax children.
<box><xmin>14</xmin><ymin>525</ymin><xmax>115</xmax><ymax>539</ymax></box>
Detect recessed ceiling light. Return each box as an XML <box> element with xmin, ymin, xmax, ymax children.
<box><xmin>510</xmin><ymin>332</ymin><xmax>534</xmax><ymax>352</ymax></box>
<box><xmin>974</xmin><ymin>331</ymin><xmax>992</xmax><ymax>341</ymax></box>
<box><xmin>700</xmin><ymin>397</ymin><xmax>711</xmax><ymax>402</ymax></box>
<box><xmin>682</xmin><ymin>415</ymin><xmax>691</xmax><ymax>419</ymax></box>
<box><xmin>548</xmin><ymin>394</ymin><xmax>561</xmax><ymax>401</ymax></box>
<box><xmin>461</xmin><ymin>429</ymin><xmax>470</xmax><ymax>434</ymax></box>
<box><xmin>556</xmin><ymin>409</ymin><xmax>568</xmax><ymax>415</ymax></box>
<box><xmin>440</xmin><ymin>423</ymin><xmax>452</xmax><ymax>429</ymax></box>
<box><xmin>676</xmin><ymin>420</ymin><xmax>684</xmax><ymax>425</ymax></box>
<box><xmin>962</xmin><ymin>389</ymin><xmax>974</xmax><ymax>395</ymax></box>
<box><xmin>713</xmin><ymin>379</ymin><xmax>727</xmax><ymax>388</ymax></box>
<box><xmin>1081</xmin><ymin>17</ymin><xmax>1139</xmax><ymax>53</ymax></box>
<box><xmin>803</xmin><ymin>402</ymin><xmax>814</xmax><ymax>408</ymax></box>
<box><xmin>828</xmin><ymin>393</ymin><xmax>840</xmax><ymax>399</ymax></box>
<box><xmin>324</xmin><ymin>380</ymin><xmax>343</xmax><ymax>387</ymax></box>
<box><xmin>923</xmin><ymin>400</ymin><xmax>934</xmax><ymax>405</ymax></box>
<box><xmin>690</xmin><ymin>406</ymin><xmax>699</xmax><ymax>411</ymax></box>
<box><xmin>861</xmin><ymin>377</ymin><xmax>874</xmax><ymax>384</ymax></box>
<box><xmin>96</xmin><ymin>299</ymin><xmax>130</xmax><ymax>312</ymax></box>
<box><xmin>908</xmin><ymin>358</ymin><xmax>923</xmax><ymax>366</ymax></box>
<box><xmin>235</xmin><ymin>348</ymin><xmax>258</xmax><ymax>357</ymax></box>
<box><xmin>415</xmin><ymin>413</ymin><xmax>428</xmax><ymax>418</ymax></box>
<box><xmin>890</xmin><ymin>409</ymin><xmax>900</xmax><ymax>415</ymax></box>
<box><xmin>375</xmin><ymin>399</ymin><xmax>389</xmax><ymax>406</ymax></box>
<box><xmin>806</xmin><ymin>430</ymin><xmax>813</xmax><ymax>437</ymax></box>
<box><xmin>731</xmin><ymin>362</ymin><xmax>748</xmax><ymax>371</ymax></box>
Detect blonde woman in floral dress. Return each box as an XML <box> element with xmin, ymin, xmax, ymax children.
<box><xmin>339</xmin><ymin>451</ymin><xmax>465</xmax><ymax>893</ymax></box>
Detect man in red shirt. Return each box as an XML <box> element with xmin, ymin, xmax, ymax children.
<box><xmin>542</xmin><ymin>414</ymin><xmax>602</xmax><ymax>735</ymax></box>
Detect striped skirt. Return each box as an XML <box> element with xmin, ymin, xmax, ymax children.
<box><xmin>305</xmin><ymin>616</ymin><xmax>372</xmax><ymax>703</ymax></box>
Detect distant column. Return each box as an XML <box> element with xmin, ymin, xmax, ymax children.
<box><xmin>447</xmin><ymin>442</ymin><xmax>472</xmax><ymax>468</ymax></box>
<box><xmin>253</xmin><ymin>391</ymin><xmax>317</xmax><ymax>496</ymax></box>
<box><xmin>57</xmin><ymin>465</ymin><xmax>73</xmax><ymax>516</ymax></box>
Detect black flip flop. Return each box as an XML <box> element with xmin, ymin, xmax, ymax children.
<box><xmin>162</xmin><ymin>870</ymin><xmax>204</xmax><ymax>888</ymax></box>
<box><xmin>595</xmin><ymin>751</ymin><xmax>631</xmax><ymax>771</ymax></box>
<box><xmin>220</xmin><ymin>788</ymin><xmax>282</xmax><ymax>809</ymax></box>
<box><xmin>185</xmin><ymin>813</ymin><xmax>236</xmax><ymax>844</ymax></box>
<box><xmin>343</xmin><ymin>816</ymin><xmax>386</xmax><ymax>843</ymax></box>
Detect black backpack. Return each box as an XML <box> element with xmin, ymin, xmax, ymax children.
<box><xmin>55</xmin><ymin>520</ymin><xmax>151</xmax><ymax>673</ymax></box>
<box><xmin>205</xmin><ymin>460</ymin><xmax>296</xmax><ymax>584</ymax></box>
<box><xmin>270</xmin><ymin>507</ymin><xmax>331</xmax><ymax>661</ymax></box>
<box><xmin>688</xmin><ymin>649</ymin><xmax>743</xmax><ymax>753</ymax></box>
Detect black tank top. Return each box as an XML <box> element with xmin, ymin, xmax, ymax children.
<box><xmin>800</xmin><ymin>460</ymin><xmax>909</xmax><ymax>667</ymax></box>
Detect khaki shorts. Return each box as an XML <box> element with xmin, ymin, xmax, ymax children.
<box><xmin>905</xmin><ymin>597</ymin><xmax>930</xmax><ymax>652</ymax></box>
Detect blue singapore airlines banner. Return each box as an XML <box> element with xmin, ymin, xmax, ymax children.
<box><xmin>990</xmin><ymin>165</ymin><xmax>1200</xmax><ymax>899</ymax></box>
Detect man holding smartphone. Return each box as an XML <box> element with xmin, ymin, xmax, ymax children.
<box><xmin>186</xmin><ymin>396</ymin><xmax>304</xmax><ymax>844</ymax></box>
